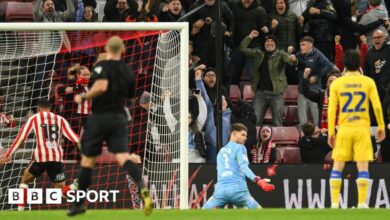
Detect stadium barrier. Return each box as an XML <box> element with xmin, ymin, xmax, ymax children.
<box><xmin>2</xmin><ymin>163</ymin><xmax>390</xmax><ymax>209</ymax></box>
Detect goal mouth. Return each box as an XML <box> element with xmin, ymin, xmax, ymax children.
<box><xmin>0</xmin><ymin>23</ymin><xmax>189</xmax><ymax>210</ymax></box>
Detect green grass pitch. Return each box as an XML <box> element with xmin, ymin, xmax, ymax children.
<box><xmin>1</xmin><ymin>209</ymin><xmax>390</xmax><ymax>220</ymax></box>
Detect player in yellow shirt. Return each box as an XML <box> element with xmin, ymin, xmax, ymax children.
<box><xmin>328</xmin><ymin>49</ymin><xmax>385</xmax><ymax>208</ymax></box>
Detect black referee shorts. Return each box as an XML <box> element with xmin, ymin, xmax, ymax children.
<box><xmin>81</xmin><ymin>112</ymin><xmax>129</xmax><ymax>157</ymax></box>
<box><xmin>27</xmin><ymin>162</ymin><xmax>65</xmax><ymax>183</ymax></box>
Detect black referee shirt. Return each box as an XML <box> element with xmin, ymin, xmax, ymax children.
<box><xmin>91</xmin><ymin>60</ymin><xmax>135</xmax><ymax>114</ymax></box>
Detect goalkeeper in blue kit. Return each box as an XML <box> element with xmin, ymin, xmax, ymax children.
<box><xmin>203</xmin><ymin>123</ymin><xmax>275</xmax><ymax>209</ymax></box>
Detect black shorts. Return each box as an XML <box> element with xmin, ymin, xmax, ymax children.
<box><xmin>27</xmin><ymin>162</ymin><xmax>65</xmax><ymax>183</ymax></box>
<box><xmin>81</xmin><ymin>112</ymin><xmax>129</xmax><ymax>157</ymax></box>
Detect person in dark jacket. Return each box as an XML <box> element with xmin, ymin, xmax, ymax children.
<box><xmin>82</xmin><ymin>0</ymin><xmax>96</xmax><ymax>8</ymax></box>
<box><xmin>103</xmin><ymin>0</ymin><xmax>138</xmax><ymax>22</ymax></box>
<box><xmin>364</xmin><ymin>29</ymin><xmax>390</xmax><ymax>101</ymax></box>
<box><xmin>270</xmin><ymin>0</ymin><xmax>304</xmax><ymax>84</ymax></box>
<box><xmin>293</xmin><ymin>36</ymin><xmax>334</xmax><ymax>127</ymax></box>
<box><xmin>301</xmin><ymin>70</ymin><xmax>340</xmax><ymax>130</ymax></box>
<box><xmin>260</xmin><ymin>0</ymin><xmax>273</xmax><ymax>13</ymax></box>
<box><xmin>359</xmin><ymin>0</ymin><xmax>389</xmax><ymax>46</ymax></box>
<box><xmin>201</xmin><ymin>67</ymin><xmax>230</xmax><ymax>108</ymax></box>
<box><xmin>231</xmin><ymin>100</ymin><xmax>257</xmax><ymax>156</ymax></box>
<box><xmin>380</xmin><ymin>82</ymin><xmax>390</xmax><ymax>162</ymax></box>
<box><xmin>240</xmin><ymin>31</ymin><xmax>295</xmax><ymax>126</ymax></box>
<box><xmin>158</xmin><ymin>0</ymin><xmax>185</xmax><ymax>21</ymax></box>
<box><xmin>298</xmin><ymin>122</ymin><xmax>331</xmax><ymax>162</ymax></box>
<box><xmin>228</xmin><ymin>0</ymin><xmax>269</xmax><ymax>85</ymax></box>
<box><xmin>270</xmin><ymin>0</ymin><xmax>303</xmax><ymax>51</ymax></box>
<box><xmin>301</xmin><ymin>0</ymin><xmax>337</xmax><ymax>60</ymax></box>
<box><xmin>189</xmin><ymin>0</ymin><xmax>235</xmax><ymax>67</ymax></box>
<box><xmin>333</xmin><ymin>0</ymin><xmax>385</xmax><ymax>50</ymax></box>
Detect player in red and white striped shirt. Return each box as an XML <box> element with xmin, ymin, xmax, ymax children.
<box><xmin>0</xmin><ymin>99</ymin><xmax>80</xmax><ymax>211</ymax></box>
<box><xmin>58</xmin><ymin>65</ymin><xmax>91</xmax><ymax>160</ymax></box>
<box><xmin>75</xmin><ymin>66</ymin><xmax>92</xmax><ymax>117</ymax></box>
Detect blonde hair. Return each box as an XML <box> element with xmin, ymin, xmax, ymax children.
<box><xmin>106</xmin><ymin>36</ymin><xmax>125</xmax><ymax>54</ymax></box>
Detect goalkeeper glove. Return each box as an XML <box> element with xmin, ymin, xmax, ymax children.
<box><xmin>254</xmin><ymin>176</ymin><xmax>275</xmax><ymax>192</ymax></box>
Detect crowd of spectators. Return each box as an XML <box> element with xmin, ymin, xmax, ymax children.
<box><xmin>3</xmin><ymin>0</ymin><xmax>390</xmax><ymax>163</ymax></box>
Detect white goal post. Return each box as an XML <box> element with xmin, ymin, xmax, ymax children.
<box><xmin>0</xmin><ymin>22</ymin><xmax>189</xmax><ymax>210</ymax></box>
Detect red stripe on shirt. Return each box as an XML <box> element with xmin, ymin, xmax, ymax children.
<box><xmin>6</xmin><ymin>117</ymin><xmax>34</xmax><ymax>159</ymax></box>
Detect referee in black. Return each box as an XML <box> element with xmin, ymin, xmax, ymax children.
<box><xmin>68</xmin><ymin>36</ymin><xmax>152</xmax><ymax>216</ymax></box>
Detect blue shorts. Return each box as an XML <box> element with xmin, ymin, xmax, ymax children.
<box><xmin>203</xmin><ymin>186</ymin><xmax>260</xmax><ymax>209</ymax></box>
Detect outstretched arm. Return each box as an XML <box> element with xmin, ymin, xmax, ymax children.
<box><xmin>163</xmin><ymin>91</ymin><xmax>178</xmax><ymax>133</ymax></box>
<box><xmin>61</xmin><ymin>117</ymin><xmax>80</xmax><ymax>148</ymax></box>
<box><xmin>236</xmin><ymin>146</ymin><xmax>256</xmax><ymax>180</ymax></box>
<box><xmin>370</xmin><ymin>80</ymin><xmax>385</xmax><ymax>141</ymax></box>
<box><xmin>5</xmin><ymin>117</ymin><xmax>34</xmax><ymax>160</ymax></box>
<box><xmin>33</xmin><ymin>0</ymin><xmax>43</xmax><ymax>21</ymax></box>
<box><xmin>236</xmin><ymin>145</ymin><xmax>275</xmax><ymax>191</ymax></box>
<box><xmin>60</xmin><ymin>0</ymin><xmax>76</xmax><ymax>21</ymax></box>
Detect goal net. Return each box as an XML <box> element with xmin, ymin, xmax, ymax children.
<box><xmin>0</xmin><ymin>23</ymin><xmax>188</xmax><ymax>210</ymax></box>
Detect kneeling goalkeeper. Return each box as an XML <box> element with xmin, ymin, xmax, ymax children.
<box><xmin>203</xmin><ymin>123</ymin><xmax>275</xmax><ymax>209</ymax></box>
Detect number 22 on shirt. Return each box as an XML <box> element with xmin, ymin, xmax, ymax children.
<box><xmin>340</xmin><ymin>91</ymin><xmax>366</xmax><ymax>113</ymax></box>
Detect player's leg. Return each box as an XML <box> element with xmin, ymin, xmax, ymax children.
<box><xmin>68</xmin><ymin>155</ymin><xmax>97</xmax><ymax>216</ymax></box>
<box><xmin>18</xmin><ymin>162</ymin><xmax>44</xmax><ymax>211</ymax></box>
<box><xmin>46</xmin><ymin>162</ymin><xmax>78</xmax><ymax>197</ymax></box>
<box><xmin>231</xmin><ymin>190</ymin><xmax>261</xmax><ymax>209</ymax></box>
<box><xmin>356</xmin><ymin>161</ymin><xmax>370</xmax><ymax>208</ymax></box>
<box><xmin>203</xmin><ymin>196</ymin><xmax>225</xmax><ymax>209</ymax></box>
<box><xmin>78</xmin><ymin>155</ymin><xmax>97</xmax><ymax>199</ymax></box>
<box><xmin>354</xmin><ymin>128</ymin><xmax>373</xmax><ymax>208</ymax></box>
<box><xmin>68</xmin><ymin>114</ymin><xmax>103</xmax><ymax>216</ymax></box>
<box><xmin>203</xmin><ymin>192</ymin><xmax>226</xmax><ymax>209</ymax></box>
<box><xmin>115</xmin><ymin>153</ymin><xmax>152</xmax><ymax>215</ymax></box>
<box><xmin>243</xmin><ymin>194</ymin><xmax>261</xmax><ymax>209</ymax></box>
<box><xmin>108</xmin><ymin>113</ymin><xmax>152</xmax><ymax>216</ymax></box>
<box><xmin>329</xmin><ymin>160</ymin><xmax>345</xmax><ymax>208</ymax></box>
<box><xmin>330</xmin><ymin>127</ymin><xmax>353</xmax><ymax>208</ymax></box>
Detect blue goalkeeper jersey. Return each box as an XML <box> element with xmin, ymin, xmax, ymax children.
<box><xmin>216</xmin><ymin>141</ymin><xmax>256</xmax><ymax>191</ymax></box>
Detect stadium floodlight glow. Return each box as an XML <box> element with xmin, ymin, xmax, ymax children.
<box><xmin>0</xmin><ymin>22</ymin><xmax>189</xmax><ymax>210</ymax></box>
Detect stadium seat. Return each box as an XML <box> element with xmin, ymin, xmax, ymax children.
<box><xmin>275</xmin><ymin>147</ymin><xmax>282</xmax><ymax>163</ymax></box>
<box><xmin>284</xmin><ymin>105</ymin><xmax>299</xmax><ymax>126</ymax></box>
<box><xmin>229</xmin><ymin>85</ymin><xmax>241</xmax><ymax>102</ymax></box>
<box><xmin>242</xmin><ymin>85</ymin><xmax>255</xmax><ymax>103</ymax></box>
<box><xmin>283</xmin><ymin>85</ymin><xmax>299</xmax><ymax>105</ymax></box>
<box><xmin>271</xmin><ymin>127</ymin><xmax>299</xmax><ymax>146</ymax></box>
<box><xmin>281</xmin><ymin>146</ymin><xmax>302</xmax><ymax>163</ymax></box>
<box><xmin>0</xmin><ymin>1</ymin><xmax>33</xmax><ymax>22</ymax></box>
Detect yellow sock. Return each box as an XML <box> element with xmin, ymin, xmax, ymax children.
<box><xmin>330</xmin><ymin>179</ymin><xmax>342</xmax><ymax>206</ymax></box>
<box><xmin>357</xmin><ymin>178</ymin><xmax>369</xmax><ymax>205</ymax></box>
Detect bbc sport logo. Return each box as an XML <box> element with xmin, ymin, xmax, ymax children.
<box><xmin>8</xmin><ymin>189</ymin><xmax>119</xmax><ymax>204</ymax></box>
